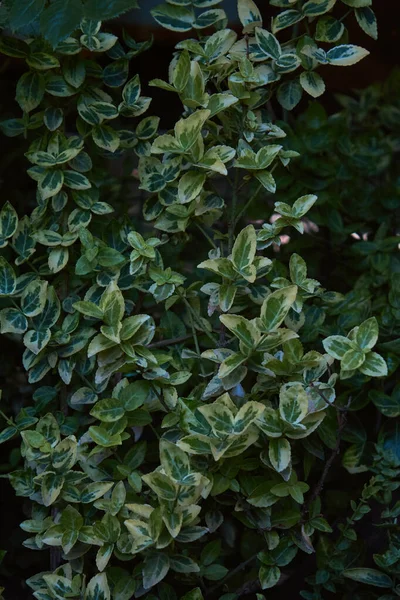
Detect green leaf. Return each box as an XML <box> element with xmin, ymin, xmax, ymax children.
<box><xmin>292</xmin><ymin>194</ymin><xmax>317</xmax><ymax>217</ymax></box>
<box><xmin>104</xmin><ymin>60</ymin><xmax>129</xmax><ymax>88</ymax></box>
<box><xmin>92</xmin><ymin>125</ymin><xmax>120</xmax><ymax>152</ymax></box>
<box><xmin>201</xmin><ymin>540</ymin><xmax>221</xmax><ymax>566</ymax></box>
<box><xmin>194</xmin><ymin>8</ymin><xmax>225</xmax><ymax>29</ymax></box>
<box><xmin>315</xmin><ymin>16</ymin><xmax>344</xmax><ymax>42</ymax></box>
<box><xmin>218</xmin><ymin>352</ymin><xmax>247</xmax><ymax>379</ymax></box>
<box><xmin>90</xmin><ymin>398</ymin><xmax>125</xmax><ymax>422</ymax></box>
<box><xmin>172</xmin><ymin>51</ymin><xmax>191</xmax><ymax>92</ymax></box>
<box><xmin>260</xmin><ymin>286</ymin><xmax>297</xmax><ymax>331</ymax></box>
<box><xmin>202</xmin><ymin>564</ymin><xmax>228</xmax><ymax>581</ymax></box>
<box><xmin>21</xmin><ymin>280</ymin><xmax>48</xmax><ymax>317</ymax></box>
<box><xmin>122</xmin><ymin>74</ymin><xmax>141</xmax><ymax>105</ymax></box>
<box><xmin>89</xmin><ymin>426</ymin><xmax>122</xmax><ymax>447</ymax></box>
<box><xmin>180</xmin><ymin>589</ymin><xmax>203</xmax><ymax>600</ymax></box>
<box><xmin>269</xmin><ymin>438</ymin><xmax>291</xmax><ymax>472</ymax></box>
<box><xmin>277</xmin><ymin>80</ymin><xmax>303</xmax><ymax>110</ymax></box>
<box><xmin>341</xmin><ymin>0</ymin><xmax>371</xmax><ymax>6</ymax></box>
<box><xmin>322</xmin><ymin>335</ymin><xmax>353</xmax><ymax>359</ymax></box>
<box><xmin>0</xmin><ymin>257</ymin><xmax>16</xmax><ymax>295</ymax></box>
<box><xmin>160</xmin><ymin>439</ymin><xmax>190</xmax><ymax>483</ymax></box>
<box><xmin>113</xmin><ymin>576</ymin><xmax>136</xmax><ymax>600</ymax></box>
<box><xmin>259</xmin><ymin>565</ymin><xmax>281</xmax><ymax>589</ymax></box>
<box><xmin>0</xmin><ymin>425</ymin><xmax>19</xmax><ymax>444</ymax></box>
<box><xmin>63</xmin><ymin>170</ymin><xmax>91</xmax><ymax>190</ymax></box>
<box><xmin>359</xmin><ymin>352</ymin><xmax>388</xmax><ymax>377</ymax></box>
<box><xmin>24</xmin><ymin>328</ymin><xmax>51</xmax><ymax>354</ymax></box>
<box><xmin>0</xmin><ymin>37</ymin><xmax>29</xmax><ymax>58</ymax></box>
<box><xmin>279</xmin><ymin>383</ymin><xmax>308</xmax><ymax>425</ymax></box>
<box><xmin>40</xmin><ymin>0</ymin><xmax>83</xmax><ymax>48</ymax></box>
<box><xmin>198</xmin><ymin>400</ymin><xmax>234</xmax><ymax>436</ymax></box>
<box><xmin>16</xmin><ymin>72</ymin><xmax>45</xmax><ymax>113</ymax></box>
<box><xmin>151</xmin><ymin>4</ymin><xmax>194</xmax><ymax>32</ymax></box>
<box><xmin>255</xmin><ymin>170</ymin><xmax>276</xmax><ymax>193</ymax></box>
<box><xmin>326</xmin><ymin>44</ymin><xmax>369</xmax><ymax>66</ymax></box>
<box><xmin>160</xmin><ymin>311</ymin><xmax>186</xmax><ymax>338</ymax></box>
<box><xmin>9</xmin><ymin>0</ymin><xmax>45</xmax><ymax>31</ymax></box>
<box><xmin>41</xmin><ymin>472</ymin><xmax>64</xmax><ymax>506</ymax></box>
<box><xmin>272</xmin><ymin>10</ymin><xmax>303</xmax><ymax>33</ymax></box>
<box><xmin>341</xmin><ymin>349</ymin><xmax>365</xmax><ymax>370</ymax></box>
<box><xmin>84</xmin><ymin>0</ymin><xmax>138</xmax><ymax>20</ymax></box>
<box><xmin>85</xmin><ymin>573</ymin><xmax>111</xmax><ymax>600</ymax></box>
<box><xmin>355</xmin><ymin>7</ymin><xmax>377</xmax><ymax>39</ymax></box>
<box><xmin>142</xmin><ymin>471</ymin><xmax>177</xmax><ymax>500</ymax></box>
<box><xmin>219</xmin><ymin>314</ymin><xmax>260</xmax><ymax>349</ymax></box>
<box><xmin>300</xmin><ymin>71</ymin><xmax>325</xmax><ymax>98</ymax></box>
<box><xmin>369</xmin><ymin>389</ymin><xmax>400</xmax><ymax>418</ymax></box>
<box><xmin>174</xmin><ymin>109</ymin><xmax>210</xmax><ymax>151</ymax></box>
<box><xmin>39</xmin><ymin>170</ymin><xmax>64</xmax><ymax>199</ymax></box>
<box><xmin>302</xmin><ymin>0</ymin><xmax>336</xmax><ymax>17</ymax></box>
<box><xmin>81</xmin><ymin>482</ymin><xmax>113</xmax><ymax>503</ymax></box>
<box><xmin>232</xmin><ymin>224</ymin><xmax>257</xmax><ymax>273</ymax></box>
<box><xmin>142</xmin><ymin>553</ymin><xmax>170</xmax><ymax>589</ymax></box>
<box><xmin>234</xmin><ymin>401</ymin><xmax>265</xmax><ymax>434</ymax></box>
<box><xmin>0</xmin><ymin>201</ymin><xmax>18</xmax><ymax>244</ymax></box>
<box><xmin>343</xmin><ymin>568</ymin><xmax>392</xmax><ymax>588</ymax></box>
<box><xmin>356</xmin><ymin>317</ymin><xmax>378</xmax><ymax>350</ymax></box>
<box><xmin>73</xmin><ymin>300</ymin><xmax>103</xmax><ymax>319</ymax></box>
<box><xmin>238</xmin><ymin>0</ymin><xmax>262</xmax><ymax>32</ymax></box>
<box><xmin>43</xmin><ymin>574</ymin><xmax>75</xmax><ymax>599</ymax></box>
<box><xmin>27</xmin><ymin>52</ymin><xmax>60</xmax><ymax>71</ymax></box>
<box><xmin>0</xmin><ymin>308</ymin><xmax>28</xmax><ymax>334</ymax></box>
<box><xmin>255</xmin><ymin>27</ymin><xmax>281</xmax><ymax>60</ymax></box>
<box><xmin>63</xmin><ymin>58</ymin><xmax>86</xmax><ymax>88</ymax></box>
<box><xmin>44</xmin><ymin>107</ymin><xmax>64</xmax><ymax>131</ymax></box>
<box><xmin>170</xmin><ymin>555</ymin><xmax>200</xmax><ymax>573</ymax></box>
<box><xmin>178</xmin><ymin>171</ymin><xmax>205</xmax><ymax>204</ymax></box>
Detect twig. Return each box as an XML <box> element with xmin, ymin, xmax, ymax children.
<box><xmin>228</xmin><ymin>169</ymin><xmax>240</xmax><ymax>253</ymax></box>
<box><xmin>195</xmin><ymin>222</ymin><xmax>217</xmax><ymax>249</ymax></box>
<box><xmin>235</xmin><ymin>579</ymin><xmax>261</xmax><ymax>597</ymax></box>
<box><xmin>234</xmin><ymin>182</ymin><xmax>262</xmax><ymax>225</ymax></box>
<box><xmin>148</xmin><ymin>334</ymin><xmax>192</xmax><ymax>349</ymax></box>
<box><xmin>205</xmin><ymin>553</ymin><xmax>259</xmax><ymax>598</ymax></box>
<box><xmin>310</xmin><ymin>385</ymin><xmax>349</xmax><ymax>413</ymax></box>
<box><xmin>182</xmin><ymin>297</ymin><xmax>218</xmax><ymax>345</ymax></box>
<box><xmin>303</xmin><ymin>397</ymin><xmax>352</xmax><ymax>515</ymax></box>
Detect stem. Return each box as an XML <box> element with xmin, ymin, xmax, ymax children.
<box><xmin>182</xmin><ymin>297</ymin><xmax>218</xmax><ymax>346</ymax></box>
<box><xmin>195</xmin><ymin>222</ymin><xmax>217</xmax><ymax>250</ymax></box>
<box><xmin>149</xmin><ymin>423</ymin><xmax>160</xmax><ymax>440</ymax></box>
<box><xmin>339</xmin><ymin>9</ymin><xmax>352</xmax><ymax>22</ymax></box>
<box><xmin>149</xmin><ymin>334</ymin><xmax>192</xmax><ymax>349</ymax></box>
<box><xmin>228</xmin><ymin>169</ymin><xmax>240</xmax><ymax>253</ymax></box>
<box><xmin>205</xmin><ymin>553</ymin><xmax>259</xmax><ymax>597</ymax></box>
<box><xmin>187</xmin><ymin>308</ymin><xmax>206</xmax><ymax>376</ymax></box>
<box><xmin>0</xmin><ymin>409</ymin><xmax>15</xmax><ymax>427</ymax></box>
<box><xmin>303</xmin><ymin>397</ymin><xmax>351</xmax><ymax>515</ymax></box>
<box><xmin>234</xmin><ymin>183</ymin><xmax>262</xmax><ymax>225</ymax></box>
<box><xmin>311</xmin><ymin>385</ymin><xmax>349</xmax><ymax>413</ymax></box>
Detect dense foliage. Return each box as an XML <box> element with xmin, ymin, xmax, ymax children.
<box><xmin>0</xmin><ymin>1</ymin><xmax>399</xmax><ymax>599</ymax></box>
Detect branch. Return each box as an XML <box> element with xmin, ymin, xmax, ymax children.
<box><xmin>303</xmin><ymin>397</ymin><xmax>352</xmax><ymax>515</ymax></box>
<box><xmin>205</xmin><ymin>553</ymin><xmax>258</xmax><ymax>598</ymax></box>
<box><xmin>148</xmin><ymin>334</ymin><xmax>192</xmax><ymax>349</ymax></box>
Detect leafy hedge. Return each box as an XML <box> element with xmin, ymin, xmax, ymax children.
<box><xmin>0</xmin><ymin>1</ymin><xmax>399</xmax><ymax>599</ymax></box>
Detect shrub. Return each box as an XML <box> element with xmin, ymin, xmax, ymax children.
<box><xmin>0</xmin><ymin>1</ymin><xmax>398</xmax><ymax>599</ymax></box>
